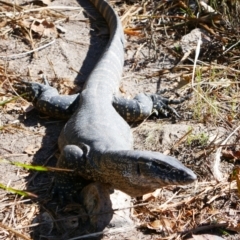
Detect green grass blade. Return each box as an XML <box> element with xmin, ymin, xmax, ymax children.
<box><xmin>0</xmin><ymin>158</ymin><xmax>73</xmax><ymax>172</ymax></box>
<box><xmin>0</xmin><ymin>183</ymin><xmax>38</xmax><ymax>198</ymax></box>
<box><xmin>0</xmin><ymin>93</ymin><xmax>27</xmax><ymax>107</ymax></box>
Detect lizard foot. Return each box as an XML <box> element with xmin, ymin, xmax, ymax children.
<box><xmin>51</xmin><ymin>172</ymin><xmax>89</xmax><ymax>204</ymax></box>
<box><xmin>14</xmin><ymin>80</ymin><xmax>79</xmax><ymax>119</ymax></box>
<box><xmin>150</xmin><ymin>93</ymin><xmax>191</xmax><ymax>118</ymax></box>
<box><xmin>113</xmin><ymin>92</ymin><xmax>191</xmax><ymax>122</ymax></box>
<box><xmin>80</xmin><ymin>182</ymin><xmax>133</xmax><ymax>232</ymax></box>
<box><xmin>52</xmin><ymin>144</ymin><xmax>91</xmax><ymax>204</ymax></box>
<box><xmin>13</xmin><ymin>81</ymin><xmax>49</xmax><ymax>103</ymax></box>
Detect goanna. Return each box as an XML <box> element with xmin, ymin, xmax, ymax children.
<box><xmin>14</xmin><ymin>0</ymin><xmax>197</xmax><ymax>200</ymax></box>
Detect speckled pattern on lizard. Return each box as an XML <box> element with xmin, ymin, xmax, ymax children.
<box><xmin>14</xmin><ymin>0</ymin><xmax>197</xmax><ymax>201</ymax></box>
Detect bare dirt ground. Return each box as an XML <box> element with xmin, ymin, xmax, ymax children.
<box><xmin>0</xmin><ymin>0</ymin><xmax>240</xmax><ymax>239</ymax></box>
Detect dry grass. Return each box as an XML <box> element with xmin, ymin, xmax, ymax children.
<box><xmin>1</xmin><ymin>0</ymin><xmax>240</xmax><ymax>239</ymax></box>
<box><xmin>120</xmin><ymin>0</ymin><xmax>240</xmax><ymax>238</ymax></box>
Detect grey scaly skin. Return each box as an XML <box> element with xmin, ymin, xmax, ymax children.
<box><xmin>14</xmin><ymin>0</ymin><xmax>196</xmax><ymax>200</ymax></box>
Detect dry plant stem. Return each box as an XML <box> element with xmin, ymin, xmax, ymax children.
<box><xmin>13</xmin><ymin>203</ymin><xmax>148</xmax><ymax>230</ymax></box>
<box><xmin>23</xmin><ymin>6</ymin><xmax>83</xmax><ymax>13</ymax></box>
<box><xmin>131</xmin><ymin>42</ymin><xmax>147</xmax><ymax>71</ymax></box>
<box><xmin>7</xmin><ymin>77</ymin><xmax>27</xmax><ymax>103</ymax></box>
<box><xmin>187</xmin><ymin>60</ymin><xmax>240</xmax><ymax>73</ymax></box>
<box><xmin>0</xmin><ymin>222</ymin><xmax>31</xmax><ymax>240</ymax></box>
<box><xmin>182</xmin><ymin>223</ymin><xmax>228</xmax><ymax>237</ymax></box>
<box><xmin>0</xmin><ymin>0</ymin><xmax>22</xmax><ymax>11</ymax></box>
<box><xmin>214</xmin><ymin>125</ymin><xmax>240</xmax><ymax>182</ymax></box>
<box><xmin>0</xmin><ymin>6</ymin><xmax>83</xmax><ymax>17</ymax></box>
<box><xmin>131</xmin><ymin>116</ymin><xmax>153</xmax><ymax>133</ymax></box>
<box><xmin>0</xmin><ymin>199</ymin><xmax>31</xmax><ymax>208</ymax></box>
<box><xmin>154</xmin><ymin>181</ymin><xmax>236</xmax><ymax>212</ymax></box>
<box><xmin>10</xmin><ymin>197</ymin><xmax>16</xmax><ymax>227</ymax></box>
<box><xmin>158</xmin><ymin>189</ymin><xmax>181</xmax><ymax>209</ymax></box>
<box><xmin>164</xmin><ymin>129</ymin><xmax>193</xmax><ymax>155</ymax></box>
<box><xmin>68</xmin><ymin>226</ymin><xmax>135</xmax><ymax>240</ymax></box>
<box><xmin>191</xmin><ymin>38</ymin><xmax>219</xmax><ymax>115</ymax></box>
<box><xmin>206</xmin><ymin>182</ymin><xmax>231</xmax><ymax>204</ymax></box>
<box><xmin>0</xmin><ymin>39</ymin><xmax>55</xmax><ymax>59</ymax></box>
<box><xmin>120</xmin><ymin>5</ymin><xmax>138</xmax><ymax>27</ymax></box>
<box><xmin>223</xmin><ymin>39</ymin><xmax>240</xmax><ymax>55</ymax></box>
<box><xmin>0</xmin><ymin>123</ymin><xmax>45</xmax><ymax>135</ymax></box>
<box><xmin>46</xmin><ymin>58</ymin><xmax>58</xmax><ymax>79</ymax></box>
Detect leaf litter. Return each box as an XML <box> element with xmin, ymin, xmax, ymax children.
<box><xmin>0</xmin><ymin>0</ymin><xmax>240</xmax><ymax>239</ymax></box>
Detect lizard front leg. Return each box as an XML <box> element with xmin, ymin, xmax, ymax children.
<box><xmin>14</xmin><ymin>81</ymin><xmax>186</xmax><ymax>121</ymax></box>
<box><xmin>52</xmin><ymin>144</ymin><xmax>90</xmax><ymax>203</ymax></box>
<box><xmin>113</xmin><ymin>93</ymin><xmax>189</xmax><ymax>122</ymax></box>
<box><xmin>14</xmin><ymin>81</ymin><xmax>80</xmax><ymax>119</ymax></box>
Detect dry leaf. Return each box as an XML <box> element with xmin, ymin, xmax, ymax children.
<box><xmin>4</xmin><ymin>102</ymin><xmax>22</xmax><ymax>112</ymax></box>
<box><xmin>142</xmin><ymin>189</ymin><xmax>161</xmax><ymax>201</ymax></box>
<box><xmin>200</xmin><ymin>1</ymin><xmax>216</xmax><ymax>13</ymax></box>
<box><xmin>20</xmin><ymin>18</ymin><xmax>57</xmax><ymax>38</ymax></box>
<box><xmin>19</xmin><ymin>19</ymin><xmax>31</xmax><ymax>29</ymax></box>
<box><xmin>0</xmin><ymin>19</ymin><xmax>8</xmax><ymax>28</ymax></box>
<box><xmin>190</xmin><ymin>234</ymin><xmax>225</xmax><ymax>240</ymax></box>
<box><xmin>24</xmin><ymin>144</ymin><xmax>41</xmax><ymax>155</ymax></box>
<box><xmin>124</xmin><ymin>28</ymin><xmax>144</xmax><ymax>37</ymax></box>
<box><xmin>26</xmin><ymin>206</ymin><xmax>37</xmax><ymax>221</ymax></box>
<box><xmin>31</xmin><ymin>19</ymin><xmax>58</xmax><ymax>38</ymax></box>
<box><xmin>227</xmin><ymin>222</ymin><xmax>240</xmax><ymax>232</ymax></box>
<box><xmin>147</xmin><ymin>219</ymin><xmax>162</xmax><ymax>230</ymax></box>
<box><xmin>229</xmin><ymin>167</ymin><xmax>240</xmax><ymax>195</ymax></box>
<box><xmin>119</xmin><ymin>85</ymin><xmax>126</xmax><ymax>94</ymax></box>
<box><xmin>56</xmin><ymin>25</ymin><xmax>67</xmax><ymax>33</ymax></box>
<box><xmin>147</xmin><ymin>218</ymin><xmax>174</xmax><ymax>232</ymax></box>
<box><xmin>23</xmin><ymin>104</ymin><xmax>35</xmax><ymax>113</ymax></box>
<box><xmin>235</xmin><ymin>168</ymin><xmax>240</xmax><ymax>195</ymax></box>
<box><xmin>31</xmin><ymin>0</ymin><xmax>52</xmax><ymax>6</ymax></box>
<box><xmin>222</xmin><ymin>149</ymin><xmax>240</xmax><ymax>160</ymax></box>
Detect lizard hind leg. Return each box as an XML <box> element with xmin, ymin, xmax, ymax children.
<box><xmin>52</xmin><ymin>145</ymin><xmax>90</xmax><ymax>203</ymax></box>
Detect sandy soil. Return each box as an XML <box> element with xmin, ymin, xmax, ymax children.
<box><xmin>0</xmin><ymin>0</ymin><xmax>239</xmax><ymax>239</ymax></box>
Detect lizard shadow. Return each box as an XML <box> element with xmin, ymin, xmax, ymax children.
<box><xmin>75</xmin><ymin>0</ymin><xmax>110</xmax><ymax>86</ymax></box>
<box><xmin>20</xmin><ymin>0</ymin><xmax>114</xmax><ymax>239</ymax></box>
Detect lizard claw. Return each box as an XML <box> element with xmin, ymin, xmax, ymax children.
<box><xmin>51</xmin><ymin>173</ymin><xmax>89</xmax><ymax>204</ymax></box>
<box><xmin>151</xmin><ymin>93</ymin><xmax>191</xmax><ymax>118</ymax></box>
<box><xmin>13</xmin><ymin>81</ymin><xmax>46</xmax><ymax>103</ymax></box>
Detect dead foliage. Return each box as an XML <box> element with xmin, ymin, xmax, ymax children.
<box><xmin>0</xmin><ymin>0</ymin><xmax>83</xmax><ymax>59</ymax></box>
<box><xmin>118</xmin><ymin>0</ymin><xmax>240</xmax><ymax>238</ymax></box>
<box><xmin>134</xmin><ymin>180</ymin><xmax>239</xmax><ymax>239</ymax></box>
<box><xmin>0</xmin><ymin>0</ymin><xmax>240</xmax><ymax>239</ymax></box>
<box><xmin>118</xmin><ymin>0</ymin><xmax>240</xmax><ymax>124</ymax></box>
